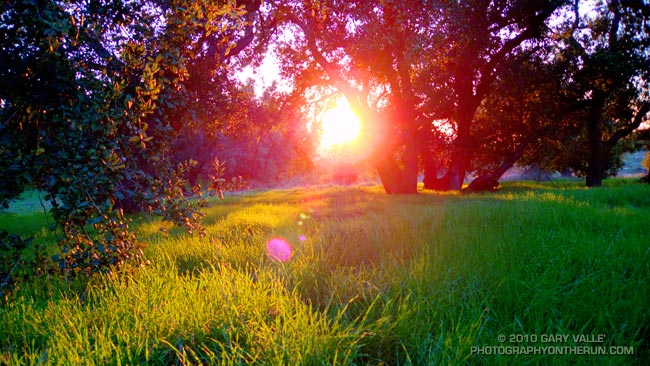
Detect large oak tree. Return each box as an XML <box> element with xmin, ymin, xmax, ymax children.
<box><xmin>555</xmin><ymin>0</ymin><xmax>650</xmax><ymax>186</ymax></box>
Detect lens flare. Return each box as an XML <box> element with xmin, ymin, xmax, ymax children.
<box><xmin>266</xmin><ymin>238</ymin><xmax>293</xmax><ymax>262</ymax></box>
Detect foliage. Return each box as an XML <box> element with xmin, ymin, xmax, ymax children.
<box><xmin>468</xmin><ymin>0</ymin><xmax>650</xmax><ymax>188</ymax></box>
<box><xmin>0</xmin><ymin>230</ymin><xmax>41</xmax><ymax>300</ymax></box>
<box><xmin>0</xmin><ymin>0</ymin><xmax>256</xmax><ymax>287</ymax></box>
<box><xmin>531</xmin><ymin>0</ymin><xmax>650</xmax><ymax>186</ymax></box>
<box><xmin>170</xmin><ymin>81</ymin><xmax>318</xmax><ymax>187</ymax></box>
<box><xmin>469</xmin><ymin>55</ymin><xmax>569</xmax><ymax>180</ymax></box>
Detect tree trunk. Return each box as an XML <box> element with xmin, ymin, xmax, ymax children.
<box><xmin>368</xmin><ymin>131</ymin><xmax>417</xmax><ymax>194</ymax></box>
<box><xmin>447</xmin><ymin>125</ymin><xmax>472</xmax><ymax>190</ymax></box>
<box><xmin>585</xmin><ymin>167</ymin><xmax>603</xmax><ymax>187</ymax></box>
<box><xmin>585</xmin><ymin>145</ymin><xmax>607</xmax><ymax>187</ymax></box>
<box><xmin>423</xmin><ymin>142</ymin><xmax>469</xmax><ymax>191</ymax></box>
<box><xmin>422</xmin><ymin>155</ymin><xmax>447</xmax><ymax>190</ymax></box>
<box><xmin>447</xmin><ymin>157</ymin><xmax>468</xmax><ymax>190</ymax></box>
<box><xmin>420</xmin><ymin>127</ymin><xmax>447</xmax><ymax>190</ymax></box>
<box><xmin>372</xmin><ymin>108</ymin><xmax>418</xmax><ymax>194</ymax></box>
<box><xmin>465</xmin><ymin>142</ymin><xmax>527</xmax><ymax>192</ymax></box>
<box><xmin>376</xmin><ymin>155</ymin><xmax>415</xmax><ymax>194</ymax></box>
<box><xmin>446</xmin><ymin>67</ymin><xmax>478</xmax><ymax>191</ymax></box>
<box><xmin>585</xmin><ymin>100</ymin><xmax>606</xmax><ymax>187</ymax></box>
<box><xmin>402</xmin><ymin>138</ymin><xmax>419</xmax><ymax>193</ymax></box>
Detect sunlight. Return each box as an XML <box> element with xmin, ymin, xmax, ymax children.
<box><xmin>319</xmin><ymin>98</ymin><xmax>362</xmax><ymax>150</ymax></box>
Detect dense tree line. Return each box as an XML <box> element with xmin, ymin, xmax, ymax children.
<box><xmin>1</xmin><ymin>0</ymin><xmax>649</xmax><ymax>289</ymax></box>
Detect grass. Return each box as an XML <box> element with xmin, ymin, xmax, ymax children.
<box><xmin>1</xmin><ymin>180</ymin><xmax>649</xmax><ymax>365</ymax></box>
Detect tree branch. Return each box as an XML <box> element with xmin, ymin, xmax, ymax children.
<box><xmin>607</xmin><ymin>102</ymin><xmax>650</xmax><ymax>147</ymax></box>
<box><xmin>608</xmin><ymin>0</ymin><xmax>621</xmax><ymax>50</ymax></box>
<box><xmin>476</xmin><ymin>4</ymin><xmax>560</xmax><ymax>100</ymax></box>
<box><xmin>284</xmin><ymin>12</ymin><xmax>362</xmax><ymax>106</ymax></box>
<box><xmin>203</xmin><ymin>2</ymin><xmax>261</xmax><ymax>66</ymax></box>
<box><xmin>633</xmin><ymin>128</ymin><xmax>650</xmax><ymax>141</ymax></box>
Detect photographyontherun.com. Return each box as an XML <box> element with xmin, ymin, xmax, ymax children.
<box><xmin>472</xmin><ymin>334</ymin><xmax>634</xmax><ymax>356</ymax></box>
<box><xmin>472</xmin><ymin>345</ymin><xmax>634</xmax><ymax>356</ymax></box>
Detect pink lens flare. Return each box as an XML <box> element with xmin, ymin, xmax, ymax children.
<box><xmin>266</xmin><ymin>238</ymin><xmax>293</xmax><ymax>262</ymax></box>
<box><xmin>299</xmin><ymin>235</ymin><xmax>306</xmax><ymax>242</ymax></box>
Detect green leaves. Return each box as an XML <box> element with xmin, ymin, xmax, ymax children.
<box><xmin>0</xmin><ymin>230</ymin><xmax>41</xmax><ymax>300</ymax></box>
<box><xmin>0</xmin><ymin>0</ymin><xmax>255</xmax><ymax>298</ymax></box>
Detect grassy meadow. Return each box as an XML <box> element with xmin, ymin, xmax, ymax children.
<box><xmin>1</xmin><ymin>180</ymin><xmax>649</xmax><ymax>365</ymax></box>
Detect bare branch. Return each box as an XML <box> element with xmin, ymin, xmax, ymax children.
<box><xmin>608</xmin><ymin>102</ymin><xmax>650</xmax><ymax>146</ymax></box>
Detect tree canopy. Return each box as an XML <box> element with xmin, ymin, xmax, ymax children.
<box><xmin>258</xmin><ymin>0</ymin><xmax>649</xmax><ymax>192</ymax></box>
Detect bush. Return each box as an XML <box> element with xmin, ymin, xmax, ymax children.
<box><xmin>0</xmin><ymin>230</ymin><xmax>50</xmax><ymax>301</ymax></box>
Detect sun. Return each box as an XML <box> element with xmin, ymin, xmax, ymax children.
<box><xmin>319</xmin><ymin>98</ymin><xmax>362</xmax><ymax>150</ymax></box>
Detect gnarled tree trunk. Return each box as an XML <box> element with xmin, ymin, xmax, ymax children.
<box><xmin>465</xmin><ymin>142</ymin><xmax>528</xmax><ymax>192</ymax></box>
<box><xmin>375</xmin><ymin>141</ymin><xmax>418</xmax><ymax>194</ymax></box>
<box><xmin>376</xmin><ymin>157</ymin><xmax>409</xmax><ymax>194</ymax></box>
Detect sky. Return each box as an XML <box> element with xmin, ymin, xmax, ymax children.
<box><xmin>236</xmin><ymin>54</ymin><xmax>284</xmax><ymax>95</ymax></box>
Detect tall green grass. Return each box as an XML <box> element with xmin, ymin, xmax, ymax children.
<box><xmin>1</xmin><ymin>181</ymin><xmax>649</xmax><ymax>365</ymax></box>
